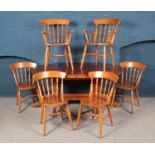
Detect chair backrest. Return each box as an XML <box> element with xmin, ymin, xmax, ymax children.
<box><xmin>41</xmin><ymin>18</ymin><xmax>70</xmax><ymax>44</ymax></box>
<box><xmin>33</xmin><ymin>71</ymin><xmax>66</xmax><ymax>101</ymax></box>
<box><xmin>120</xmin><ymin>61</ymin><xmax>146</xmax><ymax>87</ymax></box>
<box><xmin>93</xmin><ymin>18</ymin><xmax>121</xmax><ymax>44</ymax></box>
<box><xmin>88</xmin><ymin>71</ymin><xmax>118</xmax><ymax>103</ymax></box>
<box><xmin>9</xmin><ymin>62</ymin><xmax>37</xmax><ymax>87</ymax></box>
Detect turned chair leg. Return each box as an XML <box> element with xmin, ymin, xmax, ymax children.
<box><xmin>121</xmin><ymin>90</ymin><xmax>125</xmax><ymax>104</ymax></box>
<box><xmin>92</xmin><ymin>107</ymin><xmax>95</xmax><ymax>120</ymax></box>
<box><xmin>67</xmin><ymin>45</ymin><xmax>74</xmax><ymax>71</ymax></box>
<box><xmin>64</xmin><ymin>46</ymin><xmax>68</xmax><ymax>67</ymax></box>
<box><xmin>110</xmin><ymin>46</ymin><xmax>115</xmax><ymax>69</ymax></box>
<box><xmin>59</xmin><ymin>105</ymin><xmax>64</xmax><ymax>120</ymax></box>
<box><xmin>66</xmin><ymin>104</ymin><xmax>73</xmax><ymax>130</ymax></box>
<box><xmin>98</xmin><ymin>107</ymin><xmax>103</xmax><ymax>139</ymax></box>
<box><xmin>16</xmin><ymin>90</ymin><xmax>20</xmax><ymax>106</ymax></box>
<box><xmin>76</xmin><ymin>104</ymin><xmax>83</xmax><ymax>129</ymax></box>
<box><xmin>106</xmin><ymin>105</ymin><xmax>113</xmax><ymax>126</ymax></box>
<box><xmin>44</xmin><ymin>46</ymin><xmax>50</xmax><ymax>71</ymax></box>
<box><xmin>103</xmin><ymin>46</ymin><xmax>106</xmax><ymax>71</ymax></box>
<box><xmin>17</xmin><ymin>90</ymin><xmax>21</xmax><ymax>113</ymax></box>
<box><xmin>135</xmin><ymin>88</ymin><xmax>141</xmax><ymax>106</ymax></box>
<box><xmin>80</xmin><ymin>44</ymin><xmax>87</xmax><ymax>69</ymax></box>
<box><xmin>95</xmin><ymin>46</ymin><xmax>98</xmax><ymax>66</ymax></box>
<box><xmin>40</xmin><ymin>106</ymin><xmax>44</xmax><ymax>124</ymax></box>
<box><xmin>16</xmin><ymin>92</ymin><xmax>18</xmax><ymax>106</ymax></box>
<box><xmin>111</xmin><ymin>87</ymin><xmax>116</xmax><ymax>107</ymax></box>
<box><xmin>130</xmin><ymin>90</ymin><xmax>134</xmax><ymax>114</ymax></box>
<box><xmin>43</xmin><ymin>106</ymin><xmax>47</xmax><ymax>136</ymax></box>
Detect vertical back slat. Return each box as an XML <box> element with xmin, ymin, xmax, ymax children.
<box><xmin>61</xmin><ymin>78</ymin><xmax>64</xmax><ymax>98</ymax></box>
<box><xmin>107</xmin><ymin>25</ymin><xmax>110</xmax><ymax>40</ymax></box>
<box><xmin>121</xmin><ymin>70</ymin><xmax>124</xmax><ymax>83</ymax></box>
<box><xmin>16</xmin><ymin>69</ymin><xmax>20</xmax><ymax>84</ymax></box>
<box><xmin>20</xmin><ymin>68</ymin><xmax>23</xmax><ymax>84</ymax></box>
<box><xmin>132</xmin><ymin>68</ymin><xmax>136</xmax><ymax>83</ymax></box>
<box><xmin>56</xmin><ymin>78</ymin><xmax>58</xmax><ymax>96</ymax></box>
<box><xmin>129</xmin><ymin>68</ymin><xmax>132</xmax><ymax>83</ymax></box>
<box><xmin>12</xmin><ymin>70</ymin><xmax>18</xmax><ymax>86</ymax></box>
<box><xmin>112</xmin><ymin>25</ymin><xmax>115</xmax><ymax>31</ymax></box>
<box><xmin>108</xmin><ymin>24</ymin><xmax>111</xmax><ymax>32</ymax></box>
<box><xmin>51</xmin><ymin>78</ymin><xmax>54</xmax><ymax>95</ymax></box>
<box><xmin>103</xmin><ymin>25</ymin><xmax>106</xmax><ymax>43</ymax></box>
<box><xmin>28</xmin><ymin>68</ymin><xmax>31</xmax><ymax>84</ymax></box>
<box><xmin>125</xmin><ymin>68</ymin><xmax>128</xmax><ymax>83</ymax></box>
<box><xmin>108</xmin><ymin>80</ymin><xmax>112</xmax><ymax>94</ymax></box>
<box><xmin>57</xmin><ymin>25</ymin><xmax>60</xmax><ymax>43</ymax></box>
<box><xmin>85</xmin><ymin>32</ymin><xmax>89</xmax><ymax>42</ymax></box>
<box><xmin>99</xmin><ymin>25</ymin><xmax>102</xmax><ymax>42</ymax></box>
<box><xmin>104</xmin><ymin>79</ymin><xmax>108</xmax><ymax>94</ymax></box>
<box><xmin>46</xmin><ymin>79</ymin><xmax>50</xmax><ymax>96</ymax></box>
<box><xmin>66</xmin><ymin>25</ymin><xmax>68</xmax><ymax>42</ymax></box>
<box><xmin>94</xmin><ymin>25</ymin><xmax>97</xmax><ymax>42</ymax></box>
<box><xmin>64</xmin><ymin>25</ymin><xmax>67</xmax><ymax>43</ymax></box>
<box><xmin>52</xmin><ymin>25</ymin><xmax>56</xmax><ymax>43</ymax></box>
<box><xmin>62</xmin><ymin>24</ymin><xmax>64</xmax><ymax>43</ymax></box>
<box><xmin>24</xmin><ymin>68</ymin><xmax>27</xmax><ymax>84</ymax></box>
<box><xmin>89</xmin><ymin>78</ymin><xmax>93</xmax><ymax>97</ymax></box>
<box><xmin>114</xmin><ymin>25</ymin><xmax>117</xmax><ymax>32</ymax></box>
<box><xmin>136</xmin><ymin>69</ymin><xmax>140</xmax><ymax>82</ymax></box>
<box><xmin>136</xmin><ymin>70</ymin><xmax>143</xmax><ymax>86</ymax></box>
<box><xmin>95</xmin><ymin>78</ymin><xmax>98</xmax><ymax>96</ymax></box>
<box><xmin>47</xmin><ymin>25</ymin><xmax>52</xmax><ymax>43</ymax></box>
<box><xmin>99</xmin><ymin>78</ymin><xmax>103</xmax><ymax>96</ymax></box>
<box><xmin>109</xmin><ymin>83</ymin><xmax>115</xmax><ymax>99</ymax></box>
<box><xmin>37</xmin><ymin>81</ymin><xmax>43</xmax><ymax>101</ymax></box>
<box><xmin>89</xmin><ymin>33</ymin><xmax>92</xmax><ymax>42</ymax></box>
<box><xmin>41</xmin><ymin>79</ymin><xmax>46</xmax><ymax>96</ymax></box>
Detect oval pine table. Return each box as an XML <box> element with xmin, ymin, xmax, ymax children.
<box><xmin>32</xmin><ymin>63</ymin><xmax>122</xmax><ymax>107</ymax></box>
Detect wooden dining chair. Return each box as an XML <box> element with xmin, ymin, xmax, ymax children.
<box><xmin>41</xmin><ymin>19</ymin><xmax>74</xmax><ymax>71</ymax></box>
<box><xmin>9</xmin><ymin>62</ymin><xmax>37</xmax><ymax>113</ymax></box>
<box><xmin>80</xmin><ymin>18</ymin><xmax>121</xmax><ymax>70</ymax></box>
<box><xmin>33</xmin><ymin>71</ymin><xmax>73</xmax><ymax>136</ymax></box>
<box><xmin>76</xmin><ymin>71</ymin><xmax>118</xmax><ymax>139</ymax></box>
<box><xmin>116</xmin><ymin>61</ymin><xmax>146</xmax><ymax>114</ymax></box>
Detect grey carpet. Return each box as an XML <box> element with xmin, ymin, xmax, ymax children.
<box><xmin>0</xmin><ymin>97</ymin><xmax>155</xmax><ymax>143</ymax></box>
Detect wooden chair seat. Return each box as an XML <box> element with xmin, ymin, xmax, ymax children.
<box><xmin>116</xmin><ymin>83</ymin><xmax>136</xmax><ymax>90</ymax></box>
<box><xmin>80</xmin><ymin>95</ymin><xmax>109</xmax><ymax>107</ymax></box>
<box><xmin>40</xmin><ymin>96</ymin><xmax>67</xmax><ymax>107</ymax></box>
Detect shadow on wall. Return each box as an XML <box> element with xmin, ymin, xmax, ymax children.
<box><xmin>120</xmin><ymin>40</ymin><xmax>155</xmax><ymax>97</ymax></box>
<box><xmin>0</xmin><ymin>56</ymin><xmax>37</xmax><ymax>97</ymax></box>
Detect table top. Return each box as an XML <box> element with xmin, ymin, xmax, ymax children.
<box><xmin>33</xmin><ymin>63</ymin><xmax>121</xmax><ymax>79</ymax></box>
